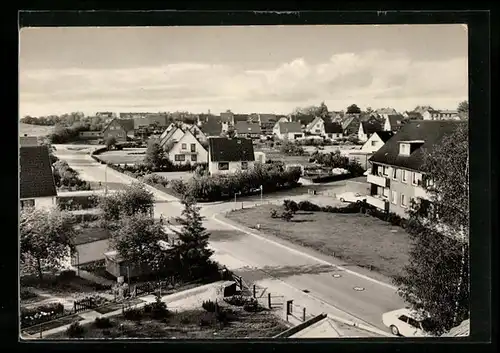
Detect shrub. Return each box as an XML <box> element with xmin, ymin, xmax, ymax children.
<box><xmin>58</xmin><ymin>269</ymin><xmax>76</xmax><ymax>281</ymax></box>
<box><xmin>150</xmin><ymin>295</ymin><xmax>169</xmax><ymax>320</ymax></box>
<box><xmin>270</xmin><ymin>209</ymin><xmax>279</xmax><ymax>218</ymax></box>
<box><xmin>199</xmin><ymin>312</ymin><xmax>217</xmax><ymax>326</ymax></box>
<box><xmin>123</xmin><ymin>307</ymin><xmax>143</xmax><ymax>321</ymax></box>
<box><xmin>170</xmin><ymin>179</ymin><xmax>188</xmax><ymax>196</ymax></box>
<box><xmin>94</xmin><ymin>317</ymin><xmax>113</xmax><ymax>329</ymax></box>
<box><xmin>202</xmin><ymin>300</ymin><xmax>218</xmax><ymax>313</ymax></box>
<box><xmin>297</xmin><ymin>200</ymin><xmax>322</xmax><ymax>212</ymax></box>
<box><xmin>20</xmin><ymin>288</ymin><xmax>36</xmax><ymax>300</ymax></box>
<box><xmin>243</xmin><ymin>298</ymin><xmax>262</xmax><ymax>312</ymax></box>
<box><xmin>224</xmin><ymin>295</ymin><xmax>247</xmax><ymax>306</ymax></box>
<box><xmin>283</xmin><ymin>199</ymin><xmax>299</xmax><ymax>213</ymax></box>
<box><xmin>280</xmin><ymin>209</ymin><xmax>294</xmax><ymax>222</ymax></box>
<box><xmin>140</xmin><ymin>173</ymin><xmax>168</xmax><ymax>187</ymax></box>
<box><xmin>66</xmin><ymin>321</ymin><xmax>85</xmax><ymax>338</ymax></box>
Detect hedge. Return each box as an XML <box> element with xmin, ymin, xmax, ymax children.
<box><xmin>304</xmin><ymin>173</ymin><xmax>353</xmax><ymax>183</ymax></box>
<box><xmin>172</xmin><ymin>165</ymin><xmax>301</xmax><ymax>202</ymax></box>
<box><xmin>57</xmin><ymin>195</ymin><xmax>99</xmax><ymax>210</ymax></box>
<box><xmin>283</xmin><ymin>199</ymin><xmax>363</xmax><ymax>214</ymax></box>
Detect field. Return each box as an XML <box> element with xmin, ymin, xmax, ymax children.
<box><xmin>96</xmin><ymin>148</ymin><xmax>146</xmax><ymax>164</ymax></box>
<box><xmin>19</xmin><ymin>123</ymin><xmax>54</xmax><ymax>137</ymax></box>
<box><xmin>226</xmin><ymin>204</ymin><xmax>413</xmax><ymax>279</ymax></box>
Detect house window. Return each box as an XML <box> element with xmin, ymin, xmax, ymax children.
<box><xmin>190</xmin><ymin>143</ymin><xmax>196</xmax><ymax>152</ymax></box>
<box><xmin>191</xmin><ymin>154</ymin><xmax>197</xmax><ymax>162</ymax></box>
<box><xmin>401</xmin><ymin>194</ymin><xmax>407</xmax><ymax>208</ymax></box>
<box><xmin>392</xmin><ymin>168</ymin><xmax>398</xmax><ymax>180</ymax></box>
<box><xmin>371</xmin><ymin>140</ymin><xmax>377</xmax><ymax>146</ymax></box>
<box><xmin>399</xmin><ymin>143</ymin><xmax>410</xmax><ymax>156</ymax></box>
<box><xmin>218</xmin><ymin>162</ymin><xmax>229</xmax><ymax>170</ymax></box>
<box><xmin>391</xmin><ymin>191</ymin><xmax>397</xmax><ymax>204</ymax></box>
<box><xmin>382</xmin><ymin>166</ymin><xmax>389</xmax><ymax>176</ymax></box>
<box><xmin>412</xmin><ymin>172</ymin><xmax>422</xmax><ymax>186</ymax></box>
<box><xmin>241</xmin><ymin>161</ymin><xmax>248</xmax><ymax>170</ymax></box>
<box><xmin>181</xmin><ymin>143</ymin><xmax>187</xmax><ymax>150</ymax></box>
<box><xmin>315</xmin><ymin>129</ymin><xmax>321</xmax><ymax>133</ymax></box>
<box><xmin>20</xmin><ymin>199</ymin><xmax>35</xmax><ymax>208</ymax></box>
<box><xmin>426</xmin><ymin>178</ymin><xmax>434</xmax><ymax>188</ymax></box>
<box><xmin>382</xmin><ymin>187</ymin><xmax>389</xmax><ymax>198</ymax></box>
<box><xmin>401</xmin><ymin>170</ymin><xmax>408</xmax><ymax>183</ymax></box>
<box><xmin>174</xmin><ymin>154</ymin><xmax>185</xmax><ymax>161</ymax></box>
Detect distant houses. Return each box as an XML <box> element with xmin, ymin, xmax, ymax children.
<box><xmin>422</xmin><ymin>109</ymin><xmax>460</xmax><ymax>121</ymax></box>
<box><xmin>102</xmin><ymin>118</ymin><xmax>135</xmax><ymax>142</ymax></box>
<box><xmin>273</xmin><ymin>121</ymin><xmax>304</xmax><ymax>140</ymax></box>
<box><xmin>165</xmin><ymin>129</ymin><xmax>208</xmax><ymax>166</ymax></box>
<box><xmin>234</xmin><ymin>122</ymin><xmax>262</xmax><ymax>140</ymax></box>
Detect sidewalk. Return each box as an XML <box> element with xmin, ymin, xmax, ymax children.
<box><xmin>23</xmin><ymin>280</ymin><xmax>228</xmax><ymax>339</ymax></box>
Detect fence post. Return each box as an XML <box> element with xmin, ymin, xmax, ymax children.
<box><xmin>73</xmin><ymin>302</ymin><xmax>76</xmax><ymax>313</ymax></box>
<box><xmin>253</xmin><ymin>285</ymin><xmax>256</xmax><ymax>298</ymax></box>
<box><xmin>268</xmin><ymin>293</ymin><xmax>271</xmax><ymax>309</ymax></box>
<box><xmin>302</xmin><ymin>307</ymin><xmax>306</xmax><ymax>322</ymax></box>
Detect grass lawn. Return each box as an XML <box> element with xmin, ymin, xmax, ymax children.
<box><xmin>226</xmin><ymin>204</ymin><xmax>413</xmax><ymax>279</ymax></box>
<box><xmin>23</xmin><ymin>314</ymin><xmax>84</xmax><ymax>335</ymax></box>
<box><xmin>94</xmin><ymin>298</ymin><xmax>145</xmax><ymax>315</ymax></box>
<box><xmin>97</xmin><ymin>149</ymin><xmax>146</xmax><ymax>164</ymax></box>
<box><xmin>48</xmin><ymin>303</ymin><xmax>288</xmax><ymax>339</ymax></box>
<box><xmin>20</xmin><ymin>272</ymin><xmax>111</xmax><ymax>297</ymax></box>
<box><xmin>19</xmin><ymin>123</ymin><xmax>54</xmax><ymax>137</ymax></box>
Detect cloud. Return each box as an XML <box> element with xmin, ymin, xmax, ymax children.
<box><xmin>19</xmin><ymin>50</ymin><xmax>467</xmax><ymax>116</ymax></box>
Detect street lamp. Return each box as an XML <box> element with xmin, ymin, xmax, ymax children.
<box><xmin>260</xmin><ymin>185</ymin><xmax>263</xmax><ymax>204</ymax></box>
<box><xmin>234</xmin><ymin>191</ymin><xmax>241</xmax><ymax>209</ymax></box>
<box><xmin>104</xmin><ymin>164</ymin><xmax>108</xmax><ymax>196</ymax></box>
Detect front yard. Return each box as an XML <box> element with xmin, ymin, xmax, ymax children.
<box><xmin>226</xmin><ymin>204</ymin><xmax>413</xmax><ymax>279</ymax></box>
<box><xmin>48</xmin><ymin>300</ymin><xmax>288</xmax><ymax>339</ymax></box>
<box><xmin>97</xmin><ymin>148</ymin><xmax>146</xmax><ymax>165</ymax></box>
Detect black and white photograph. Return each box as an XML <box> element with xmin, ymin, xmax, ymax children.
<box><xmin>19</xmin><ymin>21</ymin><xmax>472</xmax><ymax>340</ymax></box>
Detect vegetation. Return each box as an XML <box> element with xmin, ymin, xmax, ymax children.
<box><xmin>393</xmin><ymin>122</ymin><xmax>469</xmax><ymax>335</ymax></box>
<box><xmin>280</xmin><ymin>140</ymin><xmax>305</xmax><ymax>156</ymax></box>
<box><xmin>171</xmin><ymin>164</ymin><xmax>301</xmax><ymax>202</ymax></box>
<box><xmin>309</xmin><ymin>150</ymin><xmax>365</xmax><ymax>177</ymax></box>
<box><xmin>143</xmin><ymin>141</ymin><xmax>166</xmax><ymax>170</ymax></box>
<box><xmin>20</xmin><ymin>207</ymin><xmax>76</xmax><ymax>281</ymax></box>
<box><xmin>457</xmin><ymin>100</ymin><xmax>469</xmax><ymax>120</ymax></box>
<box><xmin>66</xmin><ymin>321</ymin><xmax>85</xmax><ymax>338</ymax></box>
<box><xmin>346</xmin><ymin>104</ymin><xmax>362</xmax><ymax>114</ymax></box>
<box><xmin>52</xmin><ymin>160</ymin><xmax>91</xmax><ymax>191</ymax></box>
<box><xmin>98</xmin><ymin>182</ymin><xmax>154</xmax><ymax>222</ymax></box>
<box><xmin>105</xmin><ymin>136</ymin><xmax>117</xmax><ymax>150</ymax></box>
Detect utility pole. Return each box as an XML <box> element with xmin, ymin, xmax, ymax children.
<box><xmin>234</xmin><ymin>191</ymin><xmax>241</xmax><ymax>210</ymax></box>
<box><xmin>260</xmin><ymin>185</ymin><xmax>263</xmax><ymax>204</ymax></box>
<box><xmin>104</xmin><ymin>164</ymin><xmax>108</xmax><ymax>196</ymax></box>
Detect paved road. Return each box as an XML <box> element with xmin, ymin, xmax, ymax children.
<box><xmin>53</xmin><ymin>144</ymin><xmax>406</xmax><ymax>334</ymax></box>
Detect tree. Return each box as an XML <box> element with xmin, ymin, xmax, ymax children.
<box><xmin>346</xmin><ymin>104</ymin><xmax>361</xmax><ymax>114</ymax></box>
<box><xmin>318</xmin><ymin>101</ymin><xmax>329</xmax><ymax>119</ymax></box>
<box><xmin>111</xmin><ymin>213</ymin><xmax>171</xmax><ymax>275</ymax></box>
<box><xmin>99</xmin><ymin>182</ymin><xmax>155</xmax><ymax>222</ymax></box>
<box><xmin>393</xmin><ymin>122</ymin><xmax>469</xmax><ymax>335</ymax></box>
<box><xmin>173</xmin><ymin>196</ymin><xmax>215</xmax><ymax>280</ymax></box>
<box><xmin>20</xmin><ymin>207</ymin><xmax>76</xmax><ymax>281</ymax></box>
<box><xmin>105</xmin><ymin>136</ymin><xmax>117</xmax><ymax>150</ymax></box>
<box><xmin>457</xmin><ymin>101</ymin><xmax>469</xmax><ymax>120</ymax></box>
<box><xmin>223</xmin><ymin>126</ymin><xmax>236</xmax><ymax>138</ymax></box>
<box><xmin>144</xmin><ymin>141</ymin><xmax>166</xmax><ymax>170</ymax></box>
<box><xmin>366</xmin><ymin>107</ymin><xmax>373</xmax><ymax>114</ymax></box>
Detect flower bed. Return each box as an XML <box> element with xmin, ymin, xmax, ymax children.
<box><xmin>21</xmin><ymin>302</ymin><xmax>66</xmax><ymax>328</ymax></box>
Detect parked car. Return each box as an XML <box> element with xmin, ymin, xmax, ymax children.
<box><xmin>337</xmin><ymin>192</ymin><xmax>367</xmax><ymax>203</ymax></box>
<box><xmin>382</xmin><ymin>308</ymin><xmax>435</xmax><ymax>337</ymax></box>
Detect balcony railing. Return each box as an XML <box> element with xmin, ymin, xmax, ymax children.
<box><xmin>366</xmin><ymin>195</ymin><xmax>389</xmax><ymax>212</ymax></box>
<box><xmin>367</xmin><ymin>173</ymin><xmax>390</xmax><ymax>188</ymax></box>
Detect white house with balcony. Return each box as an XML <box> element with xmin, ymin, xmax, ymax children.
<box><xmin>166</xmin><ymin>129</ymin><xmax>208</xmax><ymax>165</ymax></box>
<box><xmin>207</xmin><ymin>137</ymin><xmax>255</xmax><ymax>175</ymax></box>
<box><xmin>366</xmin><ymin>120</ymin><xmax>463</xmax><ymax>217</ymax></box>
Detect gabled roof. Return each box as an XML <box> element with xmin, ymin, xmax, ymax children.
<box><xmin>360</xmin><ymin>120</ymin><xmax>383</xmax><ymax>135</ymax></box>
<box><xmin>406</xmin><ymin>111</ymin><xmax>423</xmax><ymax>120</ymax></box>
<box><xmin>374</xmin><ymin>131</ymin><xmax>395</xmax><ymax>143</ymax></box>
<box><xmin>208</xmin><ymin>137</ymin><xmax>255</xmax><ymax>162</ymax></box>
<box><xmin>292</xmin><ymin>114</ymin><xmax>316</xmax><ymax>126</ymax></box>
<box><xmin>341</xmin><ymin>115</ymin><xmax>360</xmax><ymax>130</ymax></box>
<box><xmin>277</xmin><ymin>122</ymin><xmax>302</xmax><ymax>134</ymax></box>
<box><xmin>306</xmin><ymin>117</ymin><xmax>323</xmax><ymax>130</ymax></box>
<box><xmin>385</xmin><ymin>114</ymin><xmax>407</xmax><ymax>130</ymax></box>
<box><xmin>200</xmin><ymin>120</ymin><xmax>222</xmax><ymax>137</ymax></box>
<box><xmin>375</xmin><ymin>107</ymin><xmax>397</xmax><ymax>115</ymax></box>
<box><xmin>166</xmin><ymin>129</ymin><xmax>206</xmax><ymax>153</ymax></box>
<box><xmin>104</xmin><ymin>118</ymin><xmax>134</xmax><ymax>133</ymax></box>
<box><xmin>324</xmin><ymin>122</ymin><xmax>343</xmax><ymax>134</ymax></box>
<box><xmin>20</xmin><ymin>136</ymin><xmax>38</xmax><ymax>147</ymax></box>
<box><xmin>234</xmin><ymin>121</ymin><xmax>262</xmax><ymax>134</ymax></box>
<box><xmin>369</xmin><ymin>120</ymin><xmax>465</xmax><ymax>172</ymax></box>
<box><xmin>233</xmin><ymin>114</ymin><xmax>250</xmax><ymax>123</ymax></box>
<box><xmin>159</xmin><ymin>126</ymin><xmax>183</xmax><ymax>148</ymax></box>
<box><xmin>220</xmin><ymin>112</ymin><xmax>234</xmax><ymax>123</ymax></box>
<box><xmin>258</xmin><ymin>114</ymin><xmax>277</xmax><ymax>124</ymax></box>
<box><xmin>20</xmin><ymin>146</ymin><xmax>57</xmax><ymax>199</ymax></box>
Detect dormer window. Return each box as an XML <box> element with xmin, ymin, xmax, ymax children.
<box><xmin>399</xmin><ymin>143</ymin><xmax>410</xmax><ymax>156</ymax></box>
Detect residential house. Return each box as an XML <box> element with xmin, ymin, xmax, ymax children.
<box><xmin>341</xmin><ymin>115</ymin><xmax>361</xmax><ymax>136</ymax></box>
<box><xmin>375</xmin><ymin>107</ymin><xmax>398</xmax><ymax>116</ymax></box>
<box><xmin>402</xmin><ymin>111</ymin><xmax>423</xmax><ymax>120</ymax></box>
<box><xmin>382</xmin><ymin>114</ymin><xmax>407</xmax><ymax>132</ymax></box>
<box><xmin>19</xmin><ymin>135</ymin><xmax>38</xmax><ymax>146</ymax></box>
<box><xmin>358</xmin><ymin>120</ymin><xmax>384</xmax><ymax>142</ymax></box>
<box><xmin>276</xmin><ymin>116</ymin><xmax>290</xmax><ymax>124</ymax></box>
<box><xmin>233</xmin><ymin>114</ymin><xmax>250</xmax><ymax>124</ymax></box>
<box><xmin>102</xmin><ymin>118</ymin><xmax>134</xmax><ymax>142</ymax></box>
<box><xmin>328</xmin><ymin>111</ymin><xmax>344</xmax><ymax>122</ymax></box>
<box><xmin>19</xmin><ymin>145</ymin><xmax>57</xmax><ymax>209</ymax></box>
<box><xmin>360</xmin><ymin>131</ymin><xmax>395</xmax><ymax>154</ymax></box>
<box><xmin>292</xmin><ymin>114</ymin><xmax>316</xmax><ymax>128</ymax></box>
<box><xmin>96</xmin><ymin>112</ymin><xmax>116</xmax><ymax>118</ymax></box>
<box><xmin>208</xmin><ymin>137</ymin><xmax>255</xmax><ymax>175</ymax></box>
<box><xmin>166</xmin><ymin>129</ymin><xmax>208</xmax><ymax>165</ymax></box>
<box><xmin>257</xmin><ymin>114</ymin><xmax>278</xmax><ymax>135</ymax></box>
<box><xmin>366</xmin><ymin>120</ymin><xmax>464</xmax><ymax>217</ymax></box>
<box><xmin>200</xmin><ymin>120</ymin><xmax>223</xmax><ymax>138</ymax></box>
<box><xmin>422</xmin><ymin>109</ymin><xmax>460</xmax><ymax>121</ymax></box>
<box><xmin>254</xmin><ymin>151</ymin><xmax>266</xmax><ymax>164</ymax></box>
<box><xmin>273</xmin><ymin>122</ymin><xmax>304</xmax><ymax>140</ymax></box>
<box><xmin>234</xmin><ymin>122</ymin><xmax>262</xmax><ymax>139</ymax></box>
<box><xmin>159</xmin><ymin>126</ymin><xmax>185</xmax><ymax>151</ymax></box>
<box><xmin>188</xmin><ymin>124</ymin><xmax>208</xmax><ymax>144</ymax></box>
<box><xmin>412</xmin><ymin>106</ymin><xmax>434</xmax><ymax>115</ymax></box>
<box><xmin>220</xmin><ymin>111</ymin><xmax>235</xmax><ymax>125</ymax></box>
<box><xmin>305</xmin><ymin>117</ymin><xmax>325</xmax><ymax>135</ymax></box>
<box><xmin>323</xmin><ymin>122</ymin><xmax>344</xmax><ymax>140</ymax></box>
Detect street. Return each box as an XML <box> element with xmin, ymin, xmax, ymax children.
<box><xmin>53</xmin><ymin>144</ymin><xmax>406</xmax><ymax>333</ymax></box>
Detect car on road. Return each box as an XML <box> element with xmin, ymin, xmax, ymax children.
<box><xmin>337</xmin><ymin>192</ymin><xmax>367</xmax><ymax>203</ymax></box>
<box><xmin>382</xmin><ymin>308</ymin><xmax>435</xmax><ymax>337</ymax></box>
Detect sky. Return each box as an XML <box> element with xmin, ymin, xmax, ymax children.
<box><xmin>19</xmin><ymin>25</ymin><xmax>468</xmax><ymax>117</ymax></box>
